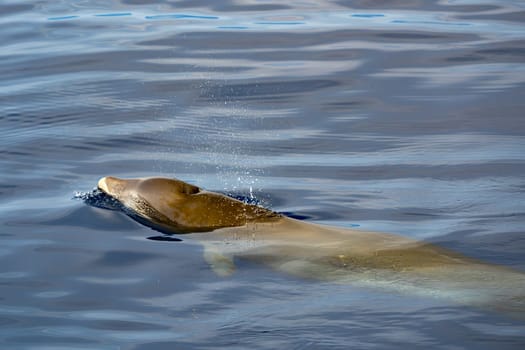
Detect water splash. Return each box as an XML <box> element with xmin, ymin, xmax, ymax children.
<box><xmin>73</xmin><ymin>188</ymin><xmax>122</xmax><ymax>211</ymax></box>
<box><xmin>225</xmin><ymin>191</ymin><xmax>263</xmax><ymax>207</ymax></box>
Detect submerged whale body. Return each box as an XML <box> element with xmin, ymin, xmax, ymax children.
<box><xmin>95</xmin><ymin>176</ymin><xmax>525</xmax><ymax>317</ymax></box>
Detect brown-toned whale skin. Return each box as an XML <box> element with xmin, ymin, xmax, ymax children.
<box><xmin>96</xmin><ymin>176</ymin><xmax>525</xmax><ymax>318</ymax></box>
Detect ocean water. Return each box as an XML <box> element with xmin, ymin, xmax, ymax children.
<box><xmin>1</xmin><ymin>0</ymin><xmax>525</xmax><ymax>348</ymax></box>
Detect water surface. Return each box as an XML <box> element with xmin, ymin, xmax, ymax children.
<box><xmin>1</xmin><ymin>0</ymin><xmax>525</xmax><ymax>349</ymax></box>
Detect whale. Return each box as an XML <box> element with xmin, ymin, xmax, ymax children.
<box><xmin>95</xmin><ymin>176</ymin><xmax>525</xmax><ymax>317</ymax></box>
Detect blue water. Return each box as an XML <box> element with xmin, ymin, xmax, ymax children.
<box><xmin>1</xmin><ymin>0</ymin><xmax>525</xmax><ymax>348</ymax></box>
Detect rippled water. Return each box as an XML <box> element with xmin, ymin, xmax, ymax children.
<box><xmin>1</xmin><ymin>0</ymin><xmax>525</xmax><ymax>348</ymax></box>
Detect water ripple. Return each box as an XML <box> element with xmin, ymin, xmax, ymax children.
<box><xmin>1</xmin><ymin>0</ymin><xmax>525</xmax><ymax>349</ymax></box>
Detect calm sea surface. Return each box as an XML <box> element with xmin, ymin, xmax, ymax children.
<box><xmin>1</xmin><ymin>0</ymin><xmax>525</xmax><ymax>349</ymax></box>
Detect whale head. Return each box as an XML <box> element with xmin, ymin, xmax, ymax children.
<box><xmin>96</xmin><ymin>176</ymin><xmax>279</xmax><ymax>234</ymax></box>
<box><xmin>98</xmin><ymin>176</ymin><xmax>198</xmax><ymax>201</ymax></box>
